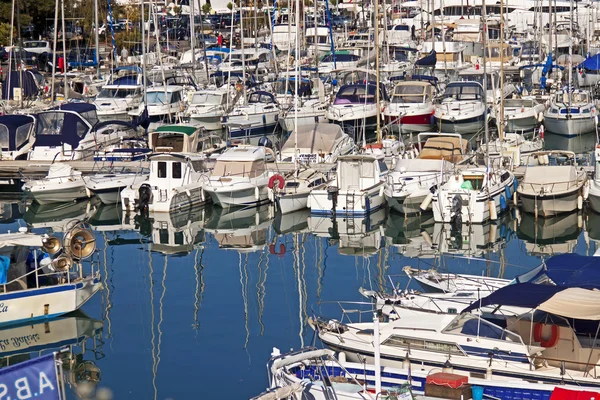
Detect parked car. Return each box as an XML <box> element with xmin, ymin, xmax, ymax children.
<box><xmin>23</xmin><ymin>41</ymin><xmax>52</xmax><ymax>55</ymax></box>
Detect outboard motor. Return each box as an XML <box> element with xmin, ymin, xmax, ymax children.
<box><xmin>138</xmin><ymin>184</ymin><xmax>152</xmax><ymax>216</ymax></box>
<box><xmin>450</xmin><ymin>194</ymin><xmax>463</xmax><ymax>228</ymax></box>
<box><xmin>258</xmin><ymin>136</ymin><xmax>273</xmax><ymax>149</ymax></box>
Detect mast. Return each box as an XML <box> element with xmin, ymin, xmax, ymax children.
<box><xmin>94</xmin><ymin>0</ymin><xmax>100</xmax><ymax>79</ymax></box>
<box><xmin>294</xmin><ymin>0</ymin><xmax>300</xmax><ymax>168</ymax></box>
<box><xmin>240</xmin><ymin>3</ymin><xmax>247</xmax><ymax>104</ymax></box>
<box><xmin>61</xmin><ymin>0</ymin><xmax>68</xmax><ymax>103</ymax></box>
<box><xmin>50</xmin><ymin>0</ymin><xmax>59</xmax><ymax>103</ymax></box>
<box><xmin>499</xmin><ymin>0</ymin><xmax>504</xmax><ymax>140</ymax></box>
<box><xmin>375</xmin><ymin>0</ymin><xmax>381</xmax><ymax>142</ymax></box>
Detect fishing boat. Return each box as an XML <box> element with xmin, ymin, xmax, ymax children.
<box><xmin>309</xmin><ymin>154</ymin><xmax>386</xmax><ymax>217</ymax></box>
<box><xmin>383</xmin><ymin>78</ymin><xmax>436</xmax><ymax>135</ymax></box>
<box><xmin>517</xmin><ymin>151</ymin><xmax>588</xmax><ymax>216</ymax></box>
<box><xmin>22</xmin><ymin>164</ymin><xmax>88</xmax><ymax>205</ymax></box>
<box><xmin>433</xmin><ymin>81</ymin><xmax>487</xmax><ymax>135</ymax></box>
<box><xmin>122</xmin><ymin>153</ymin><xmax>210</xmax><ymax>214</ymax></box>
<box><xmin>543</xmin><ymin>88</ymin><xmax>598</xmax><ymax>137</ymax></box>
<box><xmin>431</xmin><ymin>163</ymin><xmax>516</xmax><ymax>224</ymax></box>
<box><xmin>384</xmin><ymin>133</ymin><xmax>467</xmax><ymax>214</ymax></box>
<box><xmin>0</xmin><ymin>224</ymin><xmax>101</xmax><ymax>326</ymax></box>
<box><xmin>203</xmin><ymin>146</ymin><xmax>274</xmax><ymax>208</ymax></box>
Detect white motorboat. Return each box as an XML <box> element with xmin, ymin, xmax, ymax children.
<box><xmin>203</xmin><ymin>146</ymin><xmax>274</xmax><ymax>208</ymax></box>
<box><xmin>433</xmin><ymin>81</ymin><xmax>487</xmax><ymax>135</ymax></box>
<box><xmin>84</xmin><ymin>171</ymin><xmax>148</xmax><ymax>204</ymax></box>
<box><xmin>385</xmin><ymin>133</ymin><xmax>467</xmax><ymax>214</ymax></box>
<box><xmin>306</xmin><ymin>26</ymin><xmax>332</xmax><ymax>58</ymax></box>
<box><xmin>223</xmin><ymin>91</ymin><xmax>280</xmax><ymax>141</ymax></box>
<box><xmin>269</xmin><ymin>168</ymin><xmax>330</xmax><ymax>214</ymax></box>
<box><xmin>278</xmin><ymin>123</ymin><xmax>355</xmax><ymax>164</ymax></box>
<box><xmin>0</xmin><ymin>226</ymin><xmax>101</xmax><ymax>326</ymax></box>
<box><xmin>403</xmin><ymin>266</ymin><xmax>510</xmax><ymax>293</ymax></box>
<box><xmin>431</xmin><ymin>163</ymin><xmax>516</xmax><ymax>224</ymax></box>
<box><xmin>121</xmin><ymin>153</ymin><xmax>210</xmax><ymax>213</ymax></box>
<box><xmin>129</xmin><ymin>86</ymin><xmax>186</xmax><ymax>130</ymax></box>
<box><xmin>185</xmin><ymin>88</ymin><xmax>234</xmax><ymax>131</ymax></box>
<box><xmin>326</xmin><ymin>82</ymin><xmax>388</xmax><ymax>141</ymax></box>
<box><xmin>517</xmin><ymin>150</ymin><xmax>588</xmax><ymax>217</ymax></box>
<box><xmin>22</xmin><ymin>164</ymin><xmax>88</xmax><ymax>205</ymax></box>
<box><xmin>93</xmin><ymin>84</ymin><xmax>143</xmax><ymax>122</ymax></box>
<box><xmin>502</xmin><ymin>97</ymin><xmax>546</xmax><ymax>133</ymax></box>
<box><xmin>588</xmin><ymin>145</ymin><xmax>600</xmax><ymax>213</ymax></box>
<box><xmin>418</xmin><ymin>41</ymin><xmax>471</xmax><ymax>80</ymax></box>
<box><xmin>309</xmin><ymin>154</ymin><xmax>386</xmax><ymax>217</ymax></box>
<box><xmin>543</xmin><ymin>89</ymin><xmax>598</xmax><ymax>137</ymax></box>
<box><xmin>482</xmin><ymin>132</ymin><xmax>545</xmax><ymax>167</ymax></box>
<box><xmin>457</xmin><ymin>67</ymin><xmax>516</xmax><ymax>104</ymax></box>
<box><xmin>383</xmin><ymin>79</ymin><xmax>436</xmax><ymax>135</ymax></box>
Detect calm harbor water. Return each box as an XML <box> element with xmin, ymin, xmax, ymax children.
<box><xmin>0</xmin><ymin>193</ymin><xmax>597</xmax><ymax>398</ymax></box>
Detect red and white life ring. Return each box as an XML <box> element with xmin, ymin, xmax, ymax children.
<box><xmin>269</xmin><ymin>243</ymin><xmax>286</xmax><ymax>257</ymax></box>
<box><xmin>534</xmin><ymin>323</ymin><xmax>560</xmax><ymax>348</ymax></box>
<box><xmin>268</xmin><ymin>174</ymin><xmax>285</xmax><ymax>190</ymax></box>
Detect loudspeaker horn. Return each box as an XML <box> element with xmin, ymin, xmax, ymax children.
<box><xmin>42</xmin><ymin>236</ymin><xmax>62</xmax><ymax>255</ymax></box>
<box><xmin>64</xmin><ymin>228</ymin><xmax>96</xmax><ymax>260</ymax></box>
<box><xmin>51</xmin><ymin>255</ymin><xmax>73</xmax><ymax>272</ymax></box>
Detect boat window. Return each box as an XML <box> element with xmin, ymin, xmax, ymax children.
<box><xmin>308</xmin><ymin>178</ymin><xmax>325</xmax><ymax>188</ymax></box>
<box><xmin>382</xmin><ymin>335</ymin><xmax>463</xmax><ymax>355</ymax></box>
<box><xmin>172</xmin><ymin>162</ymin><xmax>182</xmax><ymax>179</ymax></box>
<box><xmin>0</xmin><ymin>125</ymin><xmax>8</xmax><ymax>150</ymax></box>
<box><xmin>378</xmin><ymin>159</ymin><xmax>388</xmax><ymax>174</ymax></box>
<box><xmin>462</xmin><ymin>174</ymin><xmax>484</xmax><ymax>190</ymax></box>
<box><xmin>335</xmin><ymin>85</ymin><xmax>376</xmax><ymax>104</ymax></box>
<box><xmin>97</xmin><ymin>88</ymin><xmax>139</xmax><ymax>99</ymax></box>
<box><xmin>81</xmin><ymin>110</ymin><xmax>99</xmax><ymax>126</ymax></box>
<box><xmin>442</xmin><ymin>314</ymin><xmax>522</xmax><ymax>343</ymax></box>
<box><xmin>392</xmin><ymin>85</ymin><xmax>426</xmax><ymax>104</ymax></box>
<box><xmin>170</xmin><ymin>91</ymin><xmax>182</xmax><ymax>103</ymax></box>
<box><xmin>76</xmin><ymin>121</ymin><xmax>88</xmax><ymax>138</ymax></box>
<box><xmin>157</xmin><ymin>161</ymin><xmax>167</xmax><ymax>178</ymax></box>
<box><xmin>15</xmin><ymin>123</ymin><xmax>32</xmax><ymax>149</ymax></box>
<box><xmin>147</xmin><ymin>91</ymin><xmax>169</xmax><ymax>105</ymax></box>
<box><xmin>159</xmin><ymin>229</ymin><xmax>169</xmax><ymax>244</ymax></box>
<box><xmin>192</xmin><ymin>93</ymin><xmax>222</xmax><ymax>105</ymax></box>
<box><xmin>37</xmin><ymin>112</ymin><xmax>65</xmax><ymax>136</ymax></box>
<box><xmin>191</xmin><ymin>160</ymin><xmax>206</xmax><ymax>172</ymax></box>
<box><xmin>174</xmin><ymin>231</ymin><xmax>184</xmax><ymax>245</ymax></box>
<box><xmin>285</xmin><ymin>182</ymin><xmax>300</xmax><ymax>188</ymax></box>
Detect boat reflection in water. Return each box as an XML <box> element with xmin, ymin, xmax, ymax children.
<box><xmin>148</xmin><ymin>206</ymin><xmax>210</xmax><ymax>255</ymax></box>
<box><xmin>431</xmin><ymin>212</ymin><xmax>515</xmax><ymax>258</ymax></box>
<box><xmin>586</xmin><ymin>210</ymin><xmax>600</xmax><ymax>255</ymax></box>
<box><xmin>0</xmin><ymin>311</ymin><xmax>104</xmax><ymax>397</ymax></box>
<box><xmin>273</xmin><ymin>209</ymin><xmax>311</xmax><ymax>235</ymax></box>
<box><xmin>205</xmin><ymin>205</ymin><xmax>274</xmax><ymax>252</ymax></box>
<box><xmin>0</xmin><ymin>198</ymin><xmax>24</xmax><ymax>225</ymax></box>
<box><xmin>384</xmin><ymin>212</ymin><xmax>436</xmax><ymax>258</ymax></box>
<box><xmin>23</xmin><ymin>198</ymin><xmax>99</xmax><ymax>231</ymax></box>
<box><xmin>544</xmin><ymin>131</ymin><xmax>598</xmax><ymax>155</ymax></box>
<box><xmin>517</xmin><ymin>210</ymin><xmax>582</xmax><ymax>255</ymax></box>
<box><xmin>308</xmin><ymin>208</ymin><xmax>386</xmax><ymax>256</ymax></box>
<box><xmin>88</xmin><ymin>203</ymin><xmax>135</xmax><ymax>232</ymax></box>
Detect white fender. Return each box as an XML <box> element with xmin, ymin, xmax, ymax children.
<box><xmin>513</xmin><ymin>191</ymin><xmax>518</xmax><ymax>206</ymax></box>
<box><xmin>421</xmin><ymin>230</ymin><xmax>433</xmax><ymax>247</ymax></box>
<box><xmin>201</xmin><ymin>190</ymin><xmax>206</xmax><ymax>202</ymax></box>
<box><xmin>306</xmin><ymin>194</ymin><xmax>311</xmax><ymax>209</ymax></box>
<box><xmin>489</xmin><ymin>200</ymin><xmax>497</xmax><ymax>221</ymax></box>
<box><xmin>489</xmin><ymin>223</ymin><xmax>497</xmax><ymax>243</ymax></box>
<box><xmin>268</xmin><ymin>189</ymin><xmax>274</xmax><ymax>202</ymax></box>
<box><xmin>578</xmin><ymin>195</ymin><xmax>583</xmax><ymax>210</ymax></box>
<box><xmin>85</xmin><ymin>187</ymin><xmax>92</xmax><ymax>198</ymax></box>
<box><xmin>583</xmin><ymin>182</ymin><xmax>590</xmax><ymax>200</ymax></box>
<box><xmin>578</xmin><ymin>214</ymin><xmax>583</xmax><ymax>229</ymax></box>
<box><xmin>379</xmin><ymin>186</ymin><xmax>384</xmax><ymax>198</ymax></box>
<box><xmin>420</xmin><ymin>193</ymin><xmax>433</xmax><ymax>211</ymax></box>
<box><xmin>255</xmin><ymin>186</ymin><xmax>260</xmax><ymax>202</ymax></box>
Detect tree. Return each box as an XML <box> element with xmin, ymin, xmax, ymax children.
<box><xmin>202</xmin><ymin>2</ymin><xmax>211</xmax><ymax>14</ymax></box>
<box><xmin>0</xmin><ymin>23</ymin><xmax>15</xmax><ymax>46</ymax></box>
<box><xmin>227</xmin><ymin>1</ymin><xmax>233</xmax><ymax>9</ymax></box>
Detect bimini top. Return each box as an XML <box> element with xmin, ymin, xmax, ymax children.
<box><xmin>462</xmin><ymin>255</ymin><xmax>600</xmax><ymax>319</ymax></box>
<box><xmin>281</xmin><ymin>123</ymin><xmax>345</xmax><ymax>154</ymax></box>
<box><xmin>155</xmin><ymin>125</ymin><xmax>198</xmax><ymax>136</ymax></box>
<box><xmin>217</xmin><ymin>146</ymin><xmax>268</xmax><ymax>161</ymax></box>
<box><xmin>0</xmin><ymin>115</ymin><xmax>35</xmax><ymax>151</ymax></box>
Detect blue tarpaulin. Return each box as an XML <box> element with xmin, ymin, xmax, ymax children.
<box><xmin>514</xmin><ymin>254</ymin><xmax>600</xmax><ymax>287</ymax></box>
<box><xmin>2</xmin><ymin>71</ymin><xmax>39</xmax><ymax>100</ymax></box>
<box><xmin>578</xmin><ymin>54</ymin><xmax>600</xmax><ymax>71</ymax></box>
<box><xmin>0</xmin><ymin>255</ymin><xmax>9</xmax><ymax>284</ymax></box>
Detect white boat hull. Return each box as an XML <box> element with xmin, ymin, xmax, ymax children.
<box><xmin>309</xmin><ymin>184</ymin><xmax>386</xmax><ymax>217</ymax></box>
<box><xmin>589</xmin><ymin>180</ymin><xmax>600</xmax><ymax>213</ymax></box>
<box><xmin>519</xmin><ymin>189</ymin><xmax>582</xmax><ymax>216</ymax></box>
<box><xmin>543</xmin><ymin>115</ymin><xmax>597</xmax><ymax>137</ymax></box>
<box><xmin>23</xmin><ymin>182</ymin><xmax>89</xmax><ymax>205</ymax></box>
<box><xmin>277</xmin><ymin>192</ymin><xmax>309</xmax><ymax>214</ymax></box>
<box><xmin>0</xmin><ymin>277</ymin><xmax>102</xmax><ymax>326</ymax></box>
<box><xmin>205</xmin><ymin>184</ymin><xmax>270</xmax><ymax>208</ymax></box>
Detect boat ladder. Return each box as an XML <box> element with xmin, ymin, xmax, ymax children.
<box><xmin>159</xmin><ymin>189</ymin><xmax>168</xmax><ymax>202</ymax></box>
<box><xmin>346</xmin><ymin>192</ymin><xmax>355</xmax><ymax>216</ymax></box>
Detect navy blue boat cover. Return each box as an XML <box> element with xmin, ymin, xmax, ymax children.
<box><xmin>578</xmin><ymin>54</ymin><xmax>600</xmax><ymax>71</ymax></box>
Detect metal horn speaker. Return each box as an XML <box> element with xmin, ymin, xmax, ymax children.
<box><xmin>64</xmin><ymin>228</ymin><xmax>96</xmax><ymax>260</ymax></box>
<box><xmin>42</xmin><ymin>236</ymin><xmax>62</xmax><ymax>255</ymax></box>
<box><xmin>51</xmin><ymin>255</ymin><xmax>73</xmax><ymax>272</ymax></box>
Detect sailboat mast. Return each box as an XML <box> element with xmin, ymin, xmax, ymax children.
<box><xmin>568</xmin><ymin>0</ymin><xmax>573</xmax><ymax>107</ymax></box>
<box><xmin>499</xmin><ymin>0</ymin><xmax>504</xmax><ymax>140</ymax></box>
<box><xmin>61</xmin><ymin>0</ymin><xmax>68</xmax><ymax>103</ymax></box>
<box><xmin>94</xmin><ymin>0</ymin><xmax>100</xmax><ymax>79</ymax></box>
<box><xmin>375</xmin><ymin>0</ymin><xmax>381</xmax><ymax>143</ymax></box>
<box><xmin>294</xmin><ymin>0</ymin><xmax>300</xmax><ymax>168</ymax></box>
<box><xmin>240</xmin><ymin>3</ymin><xmax>247</xmax><ymax>104</ymax></box>
<box><xmin>50</xmin><ymin>0</ymin><xmax>59</xmax><ymax>103</ymax></box>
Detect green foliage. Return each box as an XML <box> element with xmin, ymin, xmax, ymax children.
<box><xmin>0</xmin><ymin>22</ymin><xmax>15</xmax><ymax>46</ymax></box>
<box><xmin>202</xmin><ymin>2</ymin><xmax>211</xmax><ymax>14</ymax></box>
<box><xmin>115</xmin><ymin>30</ymin><xmax>140</xmax><ymax>52</ymax></box>
<box><xmin>227</xmin><ymin>1</ymin><xmax>233</xmax><ymax>9</ymax></box>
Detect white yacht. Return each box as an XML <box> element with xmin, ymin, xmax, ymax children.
<box><xmin>383</xmin><ymin>79</ymin><xmax>436</xmax><ymax>135</ymax></box>
<box><xmin>502</xmin><ymin>97</ymin><xmax>546</xmax><ymax>133</ymax></box>
<box><xmin>433</xmin><ymin>81</ymin><xmax>487</xmax><ymax>135</ymax></box>
<box><xmin>517</xmin><ymin>151</ymin><xmax>588</xmax><ymax>216</ymax></box>
<box><xmin>305</xmin><ymin>26</ymin><xmax>332</xmax><ymax>58</ymax></box>
<box><xmin>278</xmin><ymin>123</ymin><xmax>355</xmax><ymax>164</ymax></box>
<box><xmin>85</xmin><ymin>171</ymin><xmax>148</xmax><ymax>205</ymax></box>
<box><xmin>129</xmin><ymin>86</ymin><xmax>186</xmax><ymax>130</ymax></box>
<box><xmin>309</xmin><ymin>154</ymin><xmax>386</xmax><ymax>217</ymax></box>
<box><xmin>223</xmin><ymin>91</ymin><xmax>281</xmax><ymax>141</ymax></box>
<box><xmin>203</xmin><ymin>146</ymin><xmax>273</xmax><ymax>208</ymax></box>
<box><xmin>184</xmin><ymin>88</ymin><xmax>234</xmax><ymax>131</ymax></box>
<box><xmin>269</xmin><ymin>168</ymin><xmax>330</xmax><ymax>214</ymax></box>
<box><xmin>543</xmin><ymin>89</ymin><xmax>598</xmax><ymax>137</ymax></box>
<box><xmin>93</xmin><ymin>84</ymin><xmax>143</xmax><ymax>122</ymax></box>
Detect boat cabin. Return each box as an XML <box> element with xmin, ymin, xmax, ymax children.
<box><xmin>148</xmin><ymin>153</ymin><xmax>208</xmax><ymax>195</ymax></box>
<box><xmin>440</xmin><ymin>81</ymin><xmax>485</xmax><ymax>101</ymax></box>
<box><xmin>280</xmin><ymin>123</ymin><xmax>353</xmax><ymax>164</ymax></box>
<box><xmin>333</xmin><ymin>83</ymin><xmax>387</xmax><ymax>105</ymax></box>
<box><xmin>211</xmin><ymin>146</ymin><xmax>268</xmax><ymax>179</ymax></box>
<box><xmin>336</xmin><ymin>154</ymin><xmax>383</xmax><ymax>190</ymax></box>
<box><xmin>0</xmin><ymin>115</ymin><xmax>36</xmax><ymax>160</ymax></box>
<box><xmin>149</xmin><ymin>125</ymin><xmax>202</xmax><ymax>153</ymax></box>
<box><xmin>417</xmin><ymin>133</ymin><xmax>467</xmax><ymax>163</ymax></box>
<box><xmin>390</xmin><ymin>81</ymin><xmax>435</xmax><ymax>104</ymax></box>
<box><xmin>29</xmin><ymin>103</ymin><xmax>97</xmax><ymax>161</ymax></box>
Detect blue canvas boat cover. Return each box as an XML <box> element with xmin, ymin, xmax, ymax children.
<box><xmin>578</xmin><ymin>54</ymin><xmax>600</xmax><ymax>71</ymax></box>
<box><xmin>416</xmin><ymin>50</ymin><xmax>436</xmax><ymax>67</ymax></box>
<box><xmin>514</xmin><ymin>253</ymin><xmax>600</xmax><ymax>287</ymax></box>
<box><xmin>2</xmin><ymin>71</ymin><xmax>38</xmax><ymax>100</ymax></box>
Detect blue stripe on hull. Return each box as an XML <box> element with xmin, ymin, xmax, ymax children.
<box><xmin>0</xmin><ymin>282</ymin><xmax>85</xmax><ymax>301</ymax></box>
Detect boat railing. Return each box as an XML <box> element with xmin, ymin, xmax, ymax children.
<box><xmin>0</xmin><ymin>249</ymin><xmax>98</xmax><ymax>294</ymax></box>
<box><xmin>520</xmin><ymin>177</ymin><xmax>585</xmax><ymax>194</ymax></box>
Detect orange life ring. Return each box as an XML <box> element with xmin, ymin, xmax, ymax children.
<box><xmin>269</xmin><ymin>243</ymin><xmax>286</xmax><ymax>256</ymax></box>
<box><xmin>534</xmin><ymin>323</ymin><xmax>560</xmax><ymax>348</ymax></box>
<box><xmin>268</xmin><ymin>174</ymin><xmax>285</xmax><ymax>190</ymax></box>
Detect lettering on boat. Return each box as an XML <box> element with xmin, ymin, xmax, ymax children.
<box><xmin>0</xmin><ymin>334</ymin><xmax>41</xmax><ymax>350</ymax></box>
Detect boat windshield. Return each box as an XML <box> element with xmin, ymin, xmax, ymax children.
<box><xmin>97</xmin><ymin>88</ymin><xmax>139</xmax><ymax>99</ymax></box>
<box><xmin>442</xmin><ymin>83</ymin><xmax>483</xmax><ymax>101</ymax></box>
<box><xmin>391</xmin><ymin>85</ymin><xmax>427</xmax><ymax>104</ymax></box>
<box><xmin>442</xmin><ymin>314</ymin><xmax>523</xmax><ymax>344</ymax></box>
<box><xmin>147</xmin><ymin>91</ymin><xmax>171</xmax><ymax>105</ymax></box>
<box><xmin>211</xmin><ymin>160</ymin><xmax>265</xmax><ymax>178</ymax></box>
<box><xmin>334</xmin><ymin>85</ymin><xmax>377</xmax><ymax>104</ymax></box>
<box><xmin>192</xmin><ymin>93</ymin><xmax>224</xmax><ymax>105</ymax></box>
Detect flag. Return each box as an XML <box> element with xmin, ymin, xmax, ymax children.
<box><xmin>0</xmin><ymin>353</ymin><xmax>61</xmax><ymax>400</ymax></box>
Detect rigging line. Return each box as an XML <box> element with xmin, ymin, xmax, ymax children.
<box><xmin>243</xmin><ymin>253</ymin><xmax>251</xmax><ymax>364</ymax></box>
<box><xmin>256</xmin><ymin>249</ymin><xmax>265</xmax><ymax>336</ymax></box>
<box><xmin>300</xmin><ymin>232</ymin><xmax>308</xmax><ymax>322</ymax></box>
<box><xmin>316</xmin><ymin>234</ymin><xmax>323</xmax><ymax>300</ymax></box>
<box><xmin>192</xmin><ymin>247</ymin><xmax>205</xmax><ymax>333</ymax></box>
<box><xmin>259</xmin><ymin>241</ymin><xmax>269</xmax><ymax>336</ymax></box>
